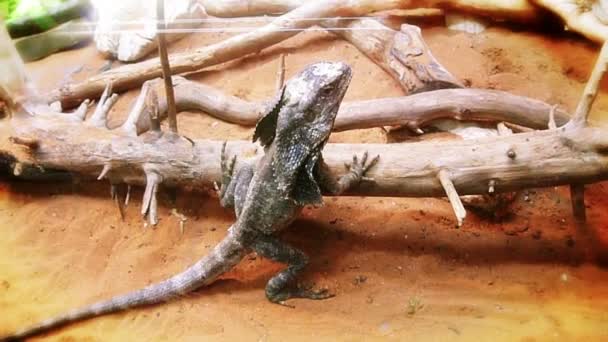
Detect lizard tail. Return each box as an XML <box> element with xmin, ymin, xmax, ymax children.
<box><xmin>1</xmin><ymin>230</ymin><xmax>246</xmax><ymax>341</ymax></box>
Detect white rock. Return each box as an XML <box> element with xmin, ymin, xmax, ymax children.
<box><xmin>92</xmin><ymin>0</ymin><xmax>207</xmax><ymax>62</ymax></box>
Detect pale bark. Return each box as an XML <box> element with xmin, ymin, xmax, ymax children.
<box><xmin>49</xmin><ymin>2</ymin><xmax>505</xmax><ymax>108</ymax></box>
<box><xmin>128</xmin><ymin>77</ymin><xmax>570</xmax><ymax>135</ymax></box>
<box><xmin>49</xmin><ymin>0</ymin><xmax>419</xmax><ymax>108</ymax></box>
<box><xmin>322</xmin><ymin>19</ymin><xmax>463</xmax><ymax>94</ymax></box>
<box><xmin>6</xmin><ymin>113</ymin><xmax>607</xmax><ymax>200</ymax></box>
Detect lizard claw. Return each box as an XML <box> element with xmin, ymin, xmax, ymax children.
<box><xmin>365</xmin><ymin>154</ymin><xmax>380</xmax><ymax>172</ymax></box>
<box><xmin>347</xmin><ymin>151</ymin><xmax>379</xmax><ymax>182</ymax></box>
<box><xmin>362</xmin><ymin>176</ymin><xmax>375</xmax><ymax>182</ymax></box>
<box><xmin>229</xmin><ymin>155</ymin><xmax>237</xmax><ymax>175</ymax></box>
<box><xmin>360</xmin><ymin>151</ymin><xmax>368</xmax><ymax>166</ymax></box>
<box><xmin>276</xmin><ymin>301</ymin><xmax>296</xmax><ymax>309</ymax></box>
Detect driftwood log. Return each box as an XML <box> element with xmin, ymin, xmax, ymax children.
<box><xmin>5</xmin><ymin>103</ymin><xmax>606</xmax><ymax>226</ymax></box>
<box><xmin>122</xmin><ymin>76</ymin><xmax>570</xmax><ymax>136</ymax></box>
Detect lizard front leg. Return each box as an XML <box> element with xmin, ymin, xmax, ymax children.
<box><xmin>316</xmin><ymin>152</ymin><xmax>379</xmax><ymax>195</ymax></box>
<box><xmin>215</xmin><ymin>142</ymin><xmax>254</xmax><ymax>217</ymax></box>
<box><xmin>251</xmin><ymin>234</ymin><xmax>333</xmax><ymax>305</ymax></box>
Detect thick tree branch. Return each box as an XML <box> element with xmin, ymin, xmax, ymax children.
<box><xmin>6</xmin><ymin>113</ymin><xmax>607</xmax><ymax>201</ymax></box>
<box><xmin>126</xmin><ymin>77</ymin><xmax>570</xmax><ymax>135</ymax></box>
<box><xmin>334</xmin><ymin>89</ymin><xmax>570</xmax><ymax>132</ymax></box>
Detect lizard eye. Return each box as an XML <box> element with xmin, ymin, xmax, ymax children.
<box><xmin>320</xmin><ymin>86</ymin><xmax>333</xmax><ymax>97</ymax></box>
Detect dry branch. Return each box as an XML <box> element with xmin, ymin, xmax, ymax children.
<box><xmin>322</xmin><ymin>19</ymin><xmax>463</xmax><ymax>94</ymax></box>
<box><xmin>559</xmin><ymin>42</ymin><xmax>608</xmax><ymax>223</ymax></box>
<box><xmin>438</xmin><ymin>169</ymin><xmax>466</xmax><ymax>226</ymax></box>
<box><xmin>50</xmin><ymin>0</ymin><xmax>419</xmax><ymax>108</ymax></box>
<box><xmin>156</xmin><ymin>0</ymin><xmax>178</xmax><ymax>134</ymax></box>
<box><xmin>334</xmin><ymin>89</ymin><xmax>570</xmax><ymax>132</ymax></box>
<box><xmin>6</xmin><ymin>112</ymin><xmax>607</xmax><ymax>201</ymax></box>
<box><xmin>126</xmin><ymin>77</ymin><xmax>570</xmax><ymax>135</ymax></box>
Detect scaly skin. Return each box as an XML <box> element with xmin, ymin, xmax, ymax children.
<box><xmin>2</xmin><ymin>61</ymin><xmax>378</xmax><ymax>341</ymax></box>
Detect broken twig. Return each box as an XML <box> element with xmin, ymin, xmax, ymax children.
<box><xmin>156</xmin><ymin>0</ymin><xmax>178</xmax><ymax>134</ymax></box>
<box><xmin>438</xmin><ymin>169</ymin><xmax>466</xmax><ymax>227</ymax></box>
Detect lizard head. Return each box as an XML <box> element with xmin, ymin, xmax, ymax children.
<box><xmin>253</xmin><ymin>61</ymin><xmax>352</xmax><ymax>148</ymax></box>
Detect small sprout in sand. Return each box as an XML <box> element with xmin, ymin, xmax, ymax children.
<box><xmin>406</xmin><ymin>297</ymin><xmax>424</xmax><ymax>315</ymax></box>
<box><xmin>171</xmin><ymin>208</ymin><xmax>188</xmax><ymax>234</ymax></box>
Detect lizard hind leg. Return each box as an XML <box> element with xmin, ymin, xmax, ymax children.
<box><xmin>251</xmin><ymin>235</ymin><xmax>334</xmax><ymax>305</ymax></box>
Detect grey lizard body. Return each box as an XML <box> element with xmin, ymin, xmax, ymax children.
<box><xmin>2</xmin><ymin>61</ymin><xmax>378</xmax><ymax>341</ymax></box>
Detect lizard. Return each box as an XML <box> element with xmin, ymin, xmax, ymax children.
<box><xmin>2</xmin><ymin>61</ymin><xmax>379</xmax><ymax>341</ymax></box>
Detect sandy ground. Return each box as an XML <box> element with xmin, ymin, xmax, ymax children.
<box><xmin>1</xmin><ymin>17</ymin><xmax>608</xmax><ymax>341</ymax></box>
